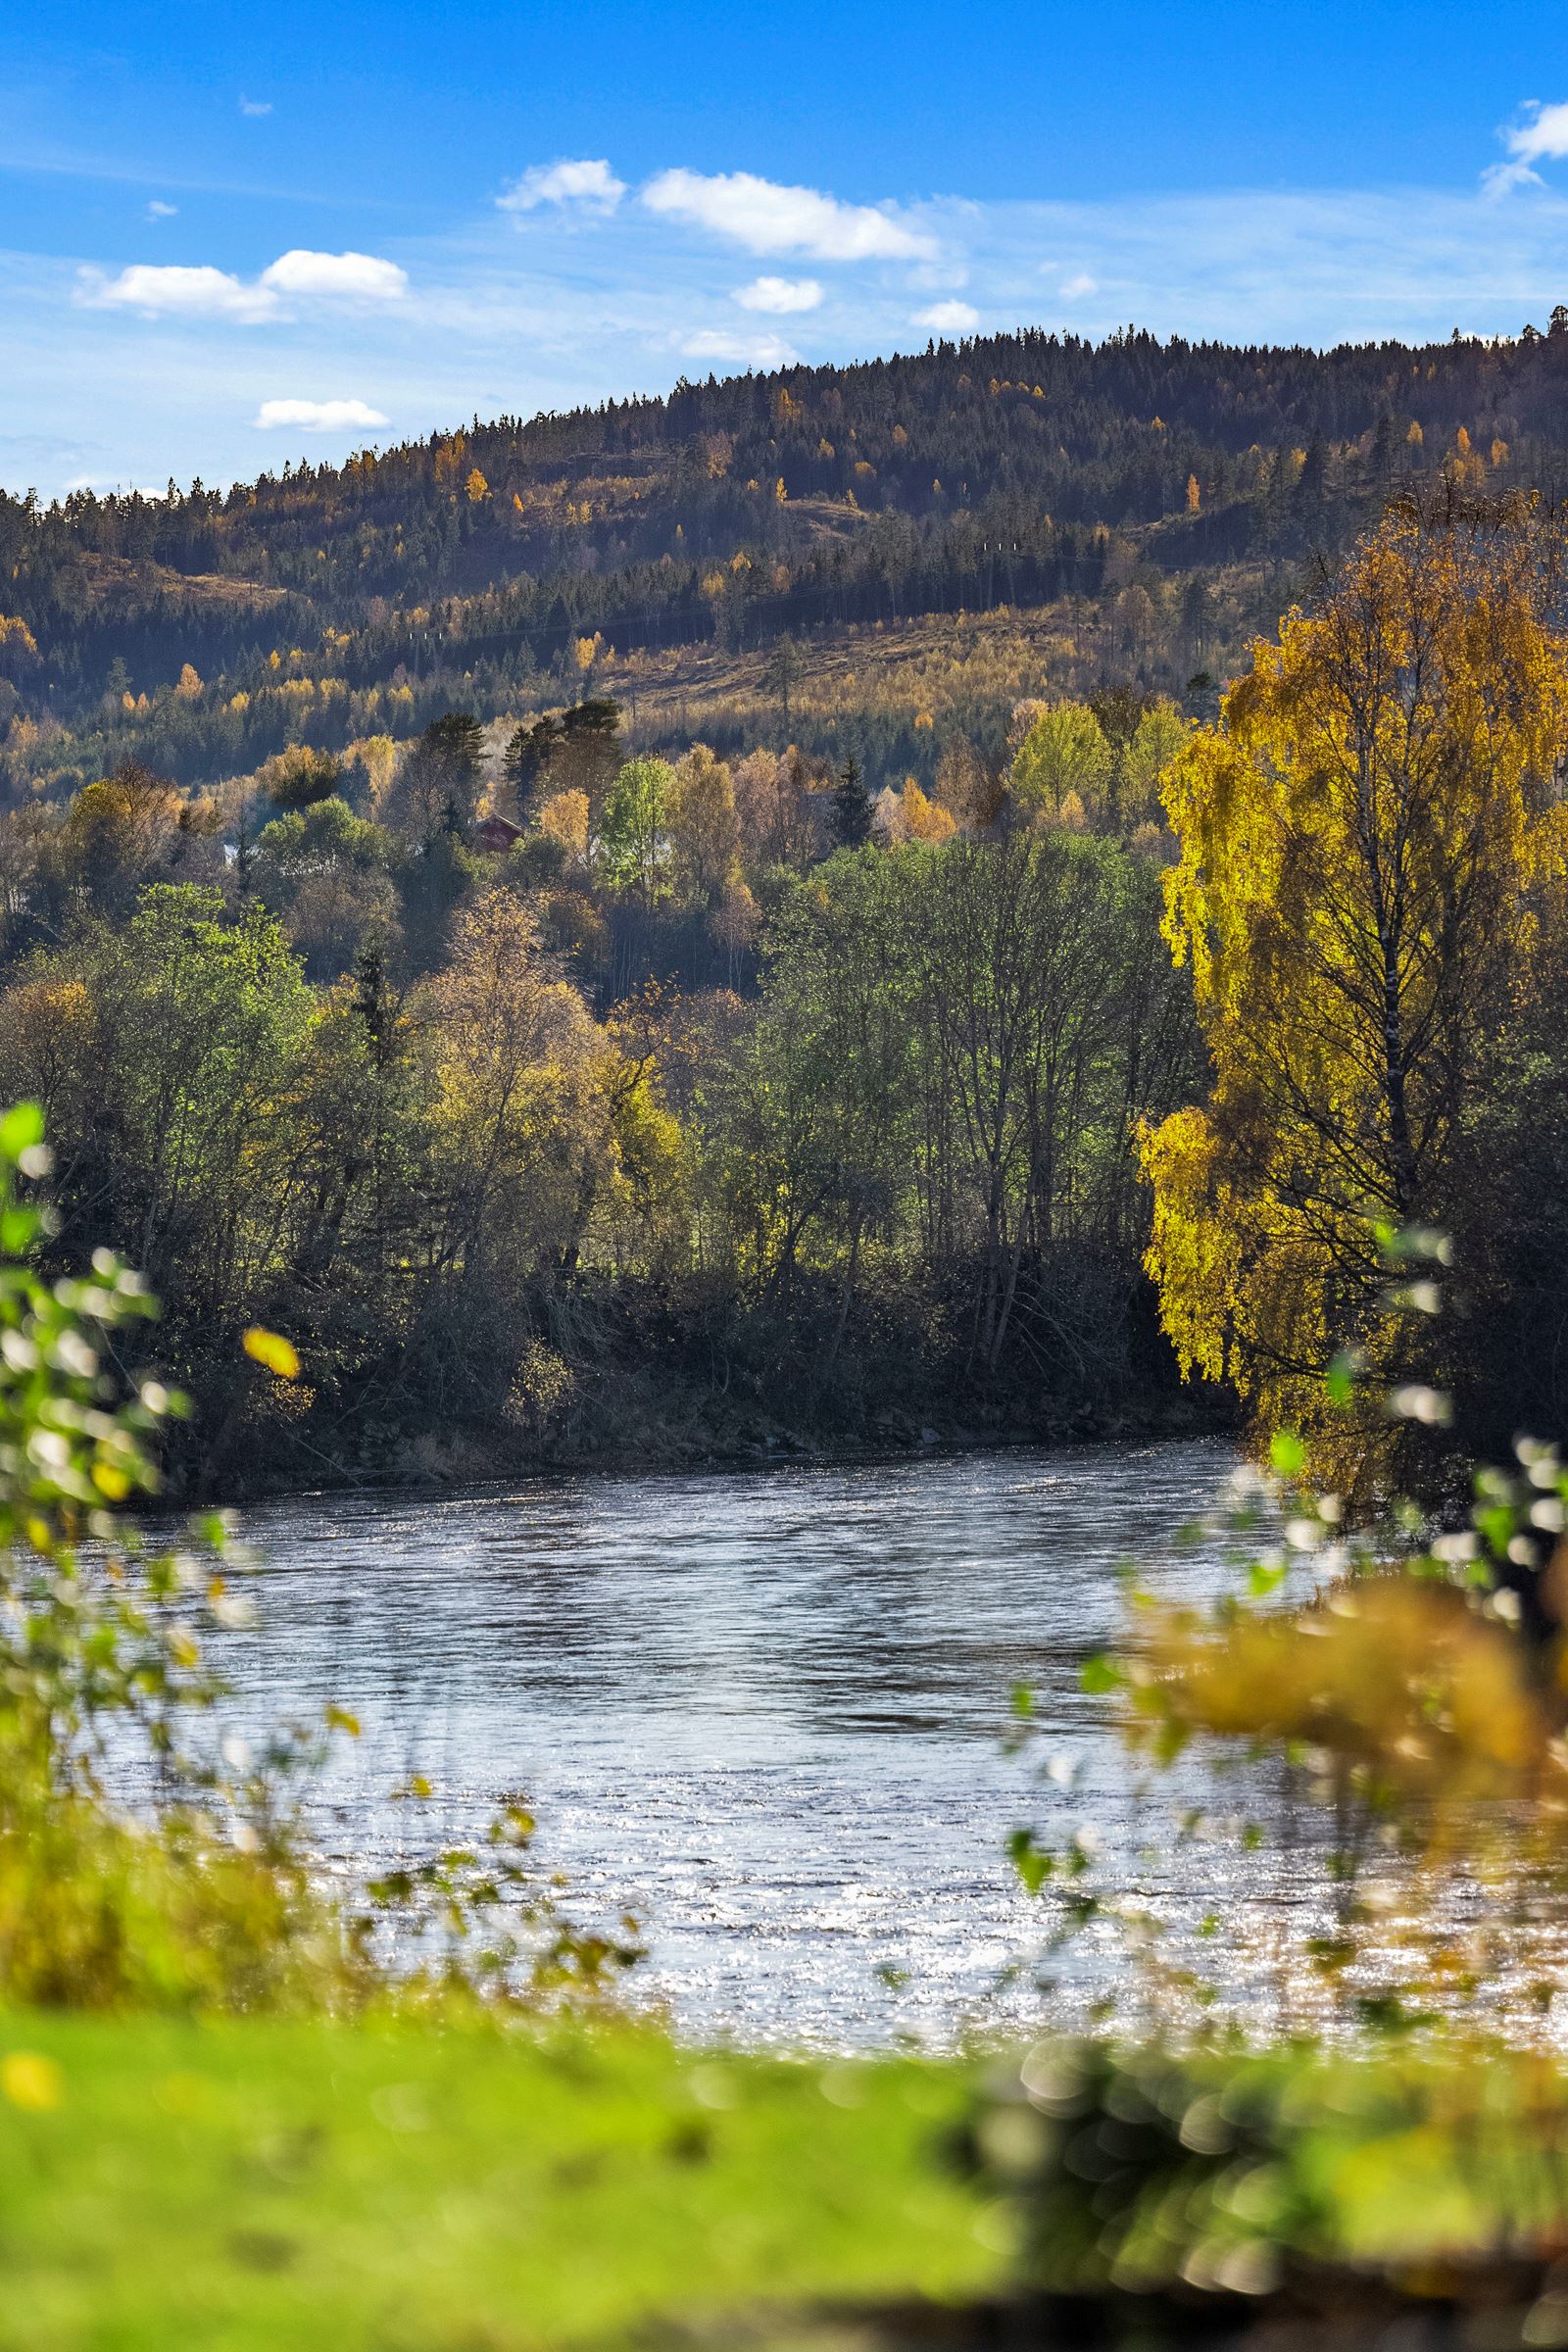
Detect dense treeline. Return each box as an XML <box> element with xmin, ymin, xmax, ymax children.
<box><xmin>9</xmin><ymin>320</ymin><xmax>1568</xmax><ymax>800</ymax></box>
<box><xmin>0</xmin><ymin>688</ymin><xmax>1204</xmax><ymax>1486</ymax></box>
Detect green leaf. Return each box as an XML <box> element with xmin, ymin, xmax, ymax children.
<box><xmin>1324</xmin><ymin>1349</ymin><xmax>1359</xmax><ymax>1407</ymax></box>
<box><xmin>0</xmin><ymin>1207</ymin><xmax>38</xmax><ymax>1255</ymax></box>
<box><xmin>0</xmin><ymin>1103</ymin><xmax>44</xmax><ymax>1162</ymax></box>
<box><xmin>1269</xmin><ymin>1428</ymin><xmax>1307</xmax><ymax>1478</ymax></box>
<box><xmin>1475</xmin><ymin>1503</ymin><xmax>1515</xmax><ymax>1559</ymax></box>
<box><xmin>1007</xmin><ymin>1828</ymin><xmax>1054</xmax><ymax>1895</ymax></box>
<box><xmin>1079</xmin><ymin>1652</ymin><xmax>1123</xmax><ymax>1695</ymax></box>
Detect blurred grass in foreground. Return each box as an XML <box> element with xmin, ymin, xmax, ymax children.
<box><xmin>0</xmin><ymin>2014</ymin><xmax>994</xmax><ymax>2351</ymax></box>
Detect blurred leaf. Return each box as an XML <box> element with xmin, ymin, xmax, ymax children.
<box><xmin>242</xmin><ymin>1327</ymin><xmax>300</xmax><ymax>1380</ymax></box>
<box><xmin>1475</xmin><ymin>1503</ymin><xmax>1515</xmax><ymax>1558</ymax></box>
<box><xmin>1007</xmin><ymin>1828</ymin><xmax>1054</xmax><ymax>1896</ymax></box>
<box><xmin>0</xmin><ymin>1103</ymin><xmax>45</xmax><ymax>1162</ymax></box>
<box><xmin>1</xmin><ymin>2050</ymin><xmax>62</xmax><ymax>2111</ymax></box>
<box><xmin>1269</xmin><ymin>1429</ymin><xmax>1307</xmax><ymax>1478</ymax></box>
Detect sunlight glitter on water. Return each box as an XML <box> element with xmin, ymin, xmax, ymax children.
<box><xmin>200</xmin><ymin>1437</ymin><xmax>1323</xmax><ymax>2049</ymax></box>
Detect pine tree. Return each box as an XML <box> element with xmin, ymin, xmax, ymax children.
<box><xmin>831</xmin><ymin>757</ymin><xmax>870</xmax><ymax>849</ymax></box>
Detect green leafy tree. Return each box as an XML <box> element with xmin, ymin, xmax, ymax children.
<box><xmin>1009</xmin><ymin>702</ymin><xmax>1114</xmax><ymax>823</ymax></box>
<box><xmin>601</xmin><ymin>757</ymin><xmax>675</xmax><ymax>901</ymax></box>
<box><xmin>1118</xmin><ymin>700</ymin><xmax>1191</xmax><ymax>823</ymax></box>
<box><xmin>0</xmin><ymin>886</ymin><xmax>313</xmax><ymax>1341</ymax></box>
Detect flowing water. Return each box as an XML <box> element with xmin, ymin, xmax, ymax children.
<box><xmin>206</xmin><ymin>1437</ymin><xmax>1312</xmax><ymax>2048</ymax></box>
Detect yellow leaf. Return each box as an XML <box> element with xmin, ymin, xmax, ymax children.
<box><xmin>243</xmin><ymin>1327</ymin><xmax>300</xmax><ymax>1380</ymax></box>
<box><xmin>3</xmin><ymin>2052</ymin><xmax>63</xmax><ymax>2111</ymax></box>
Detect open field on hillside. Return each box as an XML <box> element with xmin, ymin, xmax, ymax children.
<box><xmin>599</xmin><ymin>564</ymin><xmax>1264</xmax><ymax>756</ymax></box>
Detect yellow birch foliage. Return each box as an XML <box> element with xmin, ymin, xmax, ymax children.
<box><xmin>538</xmin><ymin>789</ymin><xmax>590</xmax><ymax>868</ymax></box>
<box><xmin>902</xmin><ymin>779</ymin><xmax>957</xmax><ymax>843</ymax></box>
<box><xmin>1143</xmin><ymin>503</ymin><xmax>1568</xmax><ymax>1448</ymax></box>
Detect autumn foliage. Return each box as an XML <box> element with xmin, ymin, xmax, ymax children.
<box><xmin>1142</xmin><ymin>498</ymin><xmax>1568</xmax><ymax>1468</ymax></box>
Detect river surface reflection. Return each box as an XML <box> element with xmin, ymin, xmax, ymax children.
<box><xmin>209</xmin><ymin>1437</ymin><xmax>1302</xmax><ymax>2047</ymax></box>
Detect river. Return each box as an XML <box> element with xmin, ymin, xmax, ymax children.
<box><xmin>208</xmin><ymin>1437</ymin><xmax>1311</xmax><ymax>2048</ymax></box>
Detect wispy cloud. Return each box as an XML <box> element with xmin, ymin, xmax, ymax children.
<box><xmin>499</xmin><ymin>158</ymin><xmax>625</xmax><ymax>216</ymax></box>
<box><xmin>145</xmin><ymin>199</ymin><xmax>176</xmax><ymax>221</ymax></box>
<box><xmin>238</xmin><ymin>96</ymin><xmax>272</xmax><ymax>118</ymax></box>
<box><xmin>733</xmin><ymin>275</ymin><xmax>822</xmax><ymax>314</ymax></box>
<box><xmin>913</xmin><ymin>298</ymin><xmax>978</xmax><ymax>333</ymax></box>
<box><xmin>1059</xmin><ymin>270</ymin><xmax>1099</xmax><ymax>298</ymax></box>
<box><xmin>78</xmin><ymin>249</ymin><xmax>408</xmax><ymax>321</ymax></box>
<box><xmin>1484</xmin><ymin>99</ymin><xmax>1568</xmax><ymax>197</ymax></box>
<box><xmin>642</xmin><ymin>169</ymin><xmax>936</xmax><ymax>261</ymax></box>
<box><xmin>255</xmin><ymin>397</ymin><xmax>388</xmax><ymax>432</ymax></box>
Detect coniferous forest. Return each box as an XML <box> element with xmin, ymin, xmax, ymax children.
<box><xmin>10</xmin><ymin>318</ymin><xmax>1568</xmax><ymax>798</ymax></box>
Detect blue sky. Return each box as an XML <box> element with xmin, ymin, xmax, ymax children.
<box><xmin>8</xmin><ymin>1</ymin><xmax>1568</xmax><ymax>497</ymax></box>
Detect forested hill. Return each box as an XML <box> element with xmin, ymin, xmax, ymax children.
<box><xmin>7</xmin><ymin>319</ymin><xmax>1568</xmax><ymax>795</ymax></box>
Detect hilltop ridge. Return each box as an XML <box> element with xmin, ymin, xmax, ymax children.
<box><xmin>4</xmin><ymin>319</ymin><xmax>1567</xmax><ymax>794</ymax></box>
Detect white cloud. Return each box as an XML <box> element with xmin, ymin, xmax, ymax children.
<box><xmin>238</xmin><ymin>95</ymin><xmax>272</xmax><ymax>117</ymax></box>
<box><xmin>499</xmin><ymin>158</ymin><xmax>625</xmax><ymax>215</ymax></box>
<box><xmin>78</xmin><ymin>250</ymin><xmax>408</xmax><ymax>322</ymax></box>
<box><xmin>259</xmin><ymin>249</ymin><xmax>408</xmax><ymax>300</ymax></box>
<box><xmin>914</xmin><ymin>299</ymin><xmax>978</xmax><ymax>334</ymax></box>
<box><xmin>642</xmin><ymin>169</ymin><xmax>936</xmax><ymax>261</ymax></box>
<box><xmin>145</xmin><ymin>200</ymin><xmax>177</xmax><ymax>221</ymax></box>
<box><xmin>733</xmin><ymin>275</ymin><xmax>822</xmax><ymax>314</ymax></box>
<box><xmin>80</xmin><ymin>264</ymin><xmax>278</xmax><ymax>322</ymax></box>
<box><xmin>1059</xmin><ymin>270</ymin><xmax>1099</xmax><ymax>298</ymax></box>
<box><xmin>254</xmin><ymin>398</ymin><xmax>390</xmax><ymax>433</ymax></box>
<box><xmin>1485</xmin><ymin>99</ymin><xmax>1568</xmax><ymax>196</ymax></box>
<box><xmin>680</xmin><ymin>329</ymin><xmax>800</xmax><ymax>369</ymax></box>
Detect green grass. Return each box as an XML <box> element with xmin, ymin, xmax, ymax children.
<box><xmin>0</xmin><ymin>2013</ymin><xmax>999</xmax><ymax>2351</ymax></box>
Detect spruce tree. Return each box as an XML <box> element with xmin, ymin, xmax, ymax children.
<box><xmin>831</xmin><ymin>757</ymin><xmax>870</xmax><ymax>850</ymax></box>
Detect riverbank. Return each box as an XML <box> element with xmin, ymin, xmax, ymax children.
<box><xmin>176</xmin><ymin>1369</ymin><xmax>1234</xmax><ymax>1502</ymax></box>
<box><xmin>153</xmin><ymin>1253</ymin><xmax>1233</xmax><ymax>1501</ymax></box>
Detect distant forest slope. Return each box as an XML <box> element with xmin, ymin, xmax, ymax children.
<box><xmin>6</xmin><ymin>320</ymin><xmax>1568</xmax><ymax>793</ymax></box>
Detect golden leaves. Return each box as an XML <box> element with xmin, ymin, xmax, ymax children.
<box><xmin>1145</xmin><ymin>506</ymin><xmax>1568</xmax><ymax>1459</ymax></box>
<box><xmin>242</xmin><ymin>1328</ymin><xmax>300</xmax><ymax>1380</ymax></box>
